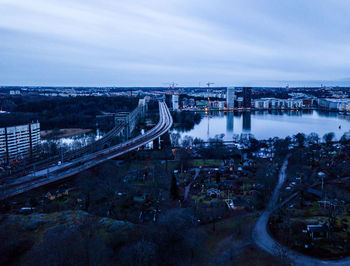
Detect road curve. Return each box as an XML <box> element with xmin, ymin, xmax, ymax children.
<box><xmin>253</xmin><ymin>156</ymin><xmax>350</xmax><ymax>266</ymax></box>
<box><xmin>0</xmin><ymin>101</ymin><xmax>173</xmax><ymax>200</ymax></box>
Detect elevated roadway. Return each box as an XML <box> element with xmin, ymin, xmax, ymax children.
<box><xmin>0</xmin><ymin>101</ymin><xmax>172</xmax><ymax>200</ymax></box>
<box><xmin>1</xmin><ymin>100</ymin><xmax>146</xmax><ymax>180</ymax></box>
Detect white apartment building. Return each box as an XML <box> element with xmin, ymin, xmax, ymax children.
<box><xmin>172</xmin><ymin>94</ymin><xmax>179</xmax><ymax>110</ymax></box>
<box><xmin>9</xmin><ymin>90</ymin><xmax>21</xmax><ymax>95</ymax></box>
<box><xmin>254</xmin><ymin>99</ymin><xmax>270</xmax><ymax>109</ymax></box>
<box><xmin>318</xmin><ymin>98</ymin><xmax>350</xmax><ymax>112</ymax></box>
<box><xmin>285</xmin><ymin>99</ymin><xmax>303</xmax><ymax>108</ymax></box>
<box><xmin>0</xmin><ymin>122</ymin><xmax>40</xmax><ymax>164</ymax></box>
<box><xmin>226</xmin><ymin>87</ymin><xmax>236</xmax><ymax>108</ymax></box>
<box><xmin>254</xmin><ymin>98</ymin><xmax>303</xmax><ymax>109</ymax></box>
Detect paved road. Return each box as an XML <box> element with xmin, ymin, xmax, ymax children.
<box><xmin>253</xmin><ymin>156</ymin><xmax>350</xmax><ymax>266</ymax></box>
<box><xmin>0</xmin><ymin>102</ymin><xmax>173</xmax><ymax>200</ymax></box>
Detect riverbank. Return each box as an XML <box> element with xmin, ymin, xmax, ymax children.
<box><xmin>171</xmin><ymin>108</ymin><xmax>349</xmax><ymax>141</ymax></box>
<box><xmin>41</xmin><ymin>128</ymin><xmax>93</xmax><ymax>140</ymax></box>
<box><xmin>180</xmin><ymin>107</ymin><xmax>349</xmax><ymax>113</ymax></box>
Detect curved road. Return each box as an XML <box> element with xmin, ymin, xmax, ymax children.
<box><xmin>253</xmin><ymin>156</ymin><xmax>350</xmax><ymax>266</ymax></box>
<box><xmin>0</xmin><ymin>101</ymin><xmax>173</xmax><ymax>200</ymax></box>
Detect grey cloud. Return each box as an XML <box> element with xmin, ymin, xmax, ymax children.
<box><xmin>1</xmin><ymin>0</ymin><xmax>350</xmax><ymax>86</ymax></box>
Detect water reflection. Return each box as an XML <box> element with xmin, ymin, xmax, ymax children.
<box><xmin>242</xmin><ymin>112</ymin><xmax>251</xmax><ymax>132</ymax></box>
<box><xmin>226</xmin><ymin>112</ymin><xmax>234</xmax><ymax>132</ymax></box>
<box><xmin>41</xmin><ymin>129</ymin><xmax>105</xmax><ymax>150</ymax></box>
<box><xmin>172</xmin><ymin>110</ymin><xmax>350</xmax><ymax>141</ymax></box>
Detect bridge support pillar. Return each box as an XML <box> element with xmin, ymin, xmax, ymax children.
<box><xmin>119</xmin><ymin>127</ymin><xmax>129</xmax><ymax>141</ymax></box>
<box><xmin>160</xmin><ymin>133</ymin><xmax>171</xmax><ymax>149</ymax></box>
<box><xmin>153</xmin><ymin>138</ymin><xmax>160</xmax><ymax>150</ymax></box>
<box><xmin>125</xmin><ymin>126</ymin><xmax>130</xmax><ymax>140</ymax></box>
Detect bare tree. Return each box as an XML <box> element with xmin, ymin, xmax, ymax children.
<box><xmin>323</xmin><ymin>132</ymin><xmax>335</xmax><ymax>145</ymax></box>
<box><xmin>118</xmin><ymin>240</ymin><xmax>157</xmax><ymax>266</ymax></box>
<box><xmin>273</xmin><ymin>242</ymin><xmax>290</xmax><ymax>266</ymax></box>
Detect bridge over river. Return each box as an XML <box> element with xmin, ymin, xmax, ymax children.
<box><xmin>0</xmin><ymin>101</ymin><xmax>173</xmax><ymax>200</ymax></box>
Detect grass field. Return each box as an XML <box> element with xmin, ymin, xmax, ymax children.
<box><xmin>191</xmin><ymin>159</ymin><xmax>223</xmax><ymax>168</ymax></box>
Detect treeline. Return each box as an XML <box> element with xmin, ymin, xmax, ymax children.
<box><xmin>172</xmin><ymin>111</ymin><xmax>202</xmax><ymax>131</ymax></box>
<box><xmin>0</xmin><ymin>96</ymin><xmax>139</xmax><ymax>130</ymax></box>
<box><xmin>250</xmin><ymin>90</ymin><xmax>290</xmax><ymax>99</ymax></box>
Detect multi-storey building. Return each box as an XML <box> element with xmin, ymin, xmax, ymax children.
<box><xmin>254</xmin><ymin>99</ymin><xmax>270</xmax><ymax>109</ymax></box>
<box><xmin>0</xmin><ymin>122</ymin><xmax>40</xmax><ymax>164</ymax></box>
<box><xmin>253</xmin><ymin>98</ymin><xmax>303</xmax><ymax>109</ymax></box>
<box><xmin>242</xmin><ymin>87</ymin><xmax>252</xmax><ymax>108</ymax></box>
<box><xmin>172</xmin><ymin>94</ymin><xmax>179</xmax><ymax>110</ymax></box>
<box><xmin>285</xmin><ymin>99</ymin><xmax>303</xmax><ymax>109</ymax></box>
<box><xmin>318</xmin><ymin>98</ymin><xmax>350</xmax><ymax>112</ymax></box>
<box><xmin>226</xmin><ymin>87</ymin><xmax>236</xmax><ymax>108</ymax></box>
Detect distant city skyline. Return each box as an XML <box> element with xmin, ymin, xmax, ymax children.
<box><xmin>1</xmin><ymin>0</ymin><xmax>350</xmax><ymax>86</ymax></box>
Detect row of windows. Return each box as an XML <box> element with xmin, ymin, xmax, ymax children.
<box><xmin>7</xmin><ymin>142</ymin><xmax>31</xmax><ymax>147</ymax></box>
<box><xmin>4</xmin><ymin>132</ymin><xmax>39</xmax><ymax>136</ymax></box>
<box><xmin>8</xmin><ymin>143</ymin><xmax>30</xmax><ymax>150</ymax></box>
<box><xmin>0</xmin><ymin>123</ymin><xmax>40</xmax><ymax>161</ymax></box>
<box><xmin>0</xmin><ymin>146</ymin><xmax>39</xmax><ymax>160</ymax></box>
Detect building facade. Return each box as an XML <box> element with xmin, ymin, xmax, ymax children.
<box><xmin>254</xmin><ymin>99</ymin><xmax>270</xmax><ymax>109</ymax></box>
<box><xmin>253</xmin><ymin>98</ymin><xmax>303</xmax><ymax>109</ymax></box>
<box><xmin>226</xmin><ymin>87</ymin><xmax>236</xmax><ymax>108</ymax></box>
<box><xmin>172</xmin><ymin>94</ymin><xmax>179</xmax><ymax>110</ymax></box>
<box><xmin>0</xmin><ymin>122</ymin><xmax>40</xmax><ymax>164</ymax></box>
<box><xmin>318</xmin><ymin>98</ymin><xmax>350</xmax><ymax>112</ymax></box>
<box><xmin>242</xmin><ymin>87</ymin><xmax>252</xmax><ymax>108</ymax></box>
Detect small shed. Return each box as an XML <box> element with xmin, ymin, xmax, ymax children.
<box><xmin>306</xmin><ymin>224</ymin><xmax>328</xmax><ymax>240</ymax></box>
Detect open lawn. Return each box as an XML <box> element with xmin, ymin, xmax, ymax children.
<box><xmin>201</xmin><ymin>213</ymin><xmax>258</xmax><ymax>255</ymax></box>
<box><xmin>196</xmin><ymin>212</ymin><xmax>280</xmax><ymax>264</ymax></box>
<box><xmin>191</xmin><ymin>159</ymin><xmax>223</xmax><ymax>168</ymax></box>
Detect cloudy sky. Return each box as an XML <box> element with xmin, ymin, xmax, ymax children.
<box><xmin>1</xmin><ymin>0</ymin><xmax>350</xmax><ymax>86</ymax></box>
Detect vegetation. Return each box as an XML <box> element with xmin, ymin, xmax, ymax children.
<box><xmin>270</xmin><ymin>132</ymin><xmax>350</xmax><ymax>259</ymax></box>
<box><xmin>172</xmin><ymin>111</ymin><xmax>202</xmax><ymax>131</ymax></box>
<box><xmin>0</xmin><ymin>95</ymin><xmax>139</xmax><ymax>130</ymax></box>
<box><xmin>170</xmin><ymin>173</ymin><xmax>180</xmax><ymax>200</ymax></box>
<box><xmin>4</xmin><ymin>105</ymin><xmax>350</xmax><ymax>265</ymax></box>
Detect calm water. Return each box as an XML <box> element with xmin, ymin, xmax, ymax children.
<box><xmin>41</xmin><ymin>129</ymin><xmax>104</xmax><ymax>148</ymax></box>
<box><xmin>172</xmin><ymin>110</ymin><xmax>350</xmax><ymax>141</ymax></box>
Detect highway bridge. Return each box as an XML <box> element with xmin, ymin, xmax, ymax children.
<box><xmin>64</xmin><ymin>99</ymin><xmax>147</xmax><ymax>160</ymax></box>
<box><xmin>0</xmin><ymin>101</ymin><xmax>173</xmax><ymax>200</ymax></box>
<box><xmin>1</xmin><ymin>99</ymin><xmax>147</xmax><ymax>180</ymax></box>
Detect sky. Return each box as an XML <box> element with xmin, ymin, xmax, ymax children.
<box><xmin>1</xmin><ymin>0</ymin><xmax>350</xmax><ymax>87</ymax></box>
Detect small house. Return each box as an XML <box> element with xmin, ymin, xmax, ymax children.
<box><xmin>306</xmin><ymin>224</ymin><xmax>328</xmax><ymax>240</ymax></box>
<box><xmin>45</xmin><ymin>192</ymin><xmax>55</xmax><ymax>201</ymax></box>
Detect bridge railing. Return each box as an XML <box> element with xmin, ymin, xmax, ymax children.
<box><xmin>64</xmin><ymin>102</ymin><xmax>146</xmax><ymax>161</ymax></box>
<box><xmin>0</xmin><ymin>102</ymin><xmax>172</xmax><ymax>200</ymax></box>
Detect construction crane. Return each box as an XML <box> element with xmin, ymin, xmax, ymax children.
<box><xmin>206</xmin><ymin>82</ymin><xmax>214</xmax><ymax>110</ymax></box>
<box><xmin>163</xmin><ymin>82</ymin><xmax>178</xmax><ymax>94</ymax></box>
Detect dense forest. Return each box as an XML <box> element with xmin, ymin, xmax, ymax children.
<box><xmin>0</xmin><ymin>96</ymin><xmax>139</xmax><ymax>130</ymax></box>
